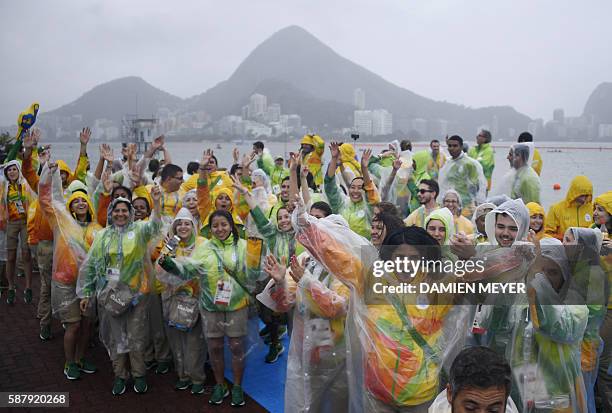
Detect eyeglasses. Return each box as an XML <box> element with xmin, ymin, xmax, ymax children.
<box><xmin>418</xmin><ymin>189</ymin><xmax>434</xmax><ymax>194</ymax></box>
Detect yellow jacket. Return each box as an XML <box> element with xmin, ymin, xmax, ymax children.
<box><xmin>532</xmin><ymin>148</ymin><xmax>543</xmax><ymax>176</ymax></box>
<box><xmin>545</xmin><ymin>176</ymin><xmax>593</xmax><ymax>240</ymax></box>
<box><xmin>526</xmin><ymin>202</ymin><xmax>547</xmax><ymax>241</ymax></box>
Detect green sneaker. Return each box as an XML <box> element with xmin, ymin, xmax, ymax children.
<box><xmin>112</xmin><ymin>378</ymin><xmax>126</xmax><ymax>395</ymax></box>
<box><xmin>6</xmin><ymin>289</ymin><xmax>15</xmax><ymax>305</ymax></box>
<box><xmin>230</xmin><ymin>384</ymin><xmax>246</xmax><ymax>407</ymax></box>
<box><xmin>39</xmin><ymin>325</ymin><xmax>52</xmax><ymax>341</ymax></box>
<box><xmin>175</xmin><ymin>379</ymin><xmax>191</xmax><ymax>391</ymax></box>
<box><xmin>209</xmin><ymin>383</ymin><xmax>229</xmax><ymax>405</ymax></box>
<box><xmin>24</xmin><ymin>288</ymin><xmax>32</xmax><ymax>304</ymax></box>
<box><xmin>78</xmin><ymin>358</ymin><xmax>97</xmax><ymax>374</ymax></box>
<box><xmin>133</xmin><ymin>376</ymin><xmax>148</xmax><ymax>394</ymax></box>
<box><xmin>191</xmin><ymin>383</ymin><xmax>205</xmax><ymax>395</ymax></box>
<box><xmin>265</xmin><ymin>342</ymin><xmax>285</xmax><ymax>364</ymax></box>
<box><xmin>155</xmin><ymin>361</ymin><xmax>171</xmax><ymax>374</ymax></box>
<box><xmin>64</xmin><ymin>362</ymin><xmax>81</xmax><ymax>380</ymax></box>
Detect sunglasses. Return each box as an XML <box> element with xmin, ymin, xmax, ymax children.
<box><xmin>418</xmin><ymin>189</ymin><xmax>434</xmax><ymax>194</ymax></box>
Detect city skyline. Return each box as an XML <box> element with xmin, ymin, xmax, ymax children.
<box><xmin>2</xmin><ymin>1</ymin><xmax>611</xmax><ymax>126</ymax></box>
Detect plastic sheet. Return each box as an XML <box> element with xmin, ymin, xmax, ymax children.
<box><xmin>293</xmin><ymin>203</ymin><xmax>472</xmax><ymax>411</ymax></box>
<box><xmin>438</xmin><ymin>152</ymin><xmax>487</xmax><ymax>212</ymax></box>
<box><xmin>257</xmin><ymin>249</ymin><xmax>350</xmax><ymax>413</ymax></box>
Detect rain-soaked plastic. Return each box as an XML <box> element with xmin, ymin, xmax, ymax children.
<box><xmin>38</xmin><ymin>164</ymin><xmax>101</xmax><ymax>318</ymax></box>
<box><xmin>257</xmin><ymin>249</ymin><xmax>351</xmax><ymax>413</ymax></box>
<box><xmin>77</xmin><ymin>197</ymin><xmax>162</xmax><ymax>357</ymax></box>
<box><xmin>376</xmin><ymin>149</ymin><xmax>413</xmax><ymax>216</ymax></box>
<box><xmin>292</xmin><ymin>202</ymin><xmax>473</xmax><ymax>411</ymax></box>
<box><xmin>492</xmin><ymin>143</ymin><xmax>541</xmax><ymax>204</ymax></box>
<box><xmin>438</xmin><ymin>152</ymin><xmax>486</xmax><ymax>216</ymax></box>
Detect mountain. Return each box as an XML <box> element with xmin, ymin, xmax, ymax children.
<box><xmin>188</xmin><ymin>25</ymin><xmax>531</xmax><ymax>135</ymax></box>
<box><xmin>583</xmin><ymin>82</ymin><xmax>612</xmax><ymax>124</ymax></box>
<box><xmin>44</xmin><ymin>76</ymin><xmax>182</xmax><ymax>124</ymax></box>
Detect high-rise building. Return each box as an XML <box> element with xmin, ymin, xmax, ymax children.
<box><xmin>354</xmin><ymin>110</ymin><xmax>373</xmax><ymax>136</ymax></box>
<box><xmin>266</xmin><ymin>103</ymin><xmax>281</xmax><ymax>122</ymax></box>
<box><xmin>248</xmin><ymin>94</ymin><xmax>267</xmax><ymax>118</ymax></box>
<box><xmin>372</xmin><ymin>109</ymin><xmax>393</xmax><ymax>136</ymax></box>
<box><xmin>353</xmin><ymin>88</ymin><xmax>366</xmax><ymax>110</ymax></box>
<box><xmin>553</xmin><ymin>108</ymin><xmax>565</xmax><ymax>124</ymax></box>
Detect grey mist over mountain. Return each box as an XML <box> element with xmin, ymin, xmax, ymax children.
<box><xmin>24</xmin><ymin>25</ymin><xmax>612</xmax><ymax>140</ymax></box>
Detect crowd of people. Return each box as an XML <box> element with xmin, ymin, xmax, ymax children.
<box><xmin>0</xmin><ymin>125</ymin><xmax>610</xmax><ymax>412</ymax></box>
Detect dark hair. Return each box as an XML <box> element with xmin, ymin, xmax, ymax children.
<box><xmin>517</xmin><ymin>131</ymin><xmax>533</xmax><ymax>143</ymax></box>
<box><xmin>229</xmin><ymin>164</ymin><xmax>242</xmax><ymax>176</ymax></box>
<box><xmin>160</xmin><ymin>163</ymin><xmax>183</xmax><ymax>182</ymax></box>
<box><xmin>111</xmin><ymin>185</ymin><xmax>132</xmax><ymax>200</ymax></box>
<box><xmin>132</xmin><ymin>196</ymin><xmax>151</xmax><ymax>213</ymax></box>
<box><xmin>310</xmin><ymin>201</ymin><xmax>332</xmax><ymax>217</ymax></box>
<box><xmin>148</xmin><ymin>158</ymin><xmax>160</xmax><ymax>174</ymax></box>
<box><xmin>209</xmin><ymin>209</ymin><xmax>239</xmax><ymax>244</ymax></box>
<box><xmin>380</xmin><ymin>226</ymin><xmax>441</xmax><ymax>261</ymax></box>
<box><xmin>210</xmin><ymin>155</ymin><xmax>218</xmax><ymax>166</ymax></box>
<box><xmin>281</xmin><ymin>176</ymin><xmax>290</xmax><ymax>185</ymax></box>
<box><xmin>400</xmin><ymin>139</ymin><xmax>412</xmax><ymax>152</ymax></box>
<box><xmin>449</xmin><ymin>346</ymin><xmax>512</xmax><ymax>401</ymax></box>
<box><xmin>374</xmin><ymin>201</ymin><xmax>400</xmax><ymax>217</ymax></box>
<box><xmin>479</xmin><ymin>129</ymin><xmax>492</xmax><ymax>143</ymax></box>
<box><xmin>419</xmin><ymin>179</ymin><xmax>440</xmax><ymax>199</ymax></box>
<box><xmin>448</xmin><ymin>135</ymin><xmax>464</xmax><ymax>146</ymax></box>
<box><xmin>253</xmin><ymin>141</ymin><xmax>265</xmax><ymax>151</ymax></box>
<box><xmin>373</xmin><ymin>212</ymin><xmax>405</xmax><ymax>244</ymax></box>
<box><xmin>187</xmin><ymin>161</ymin><xmax>199</xmax><ymax>175</ymax></box>
<box><xmin>296</xmin><ymin>168</ymin><xmax>317</xmax><ymax>191</ymax></box>
<box><xmin>430</xmin><ymin>139</ymin><xmax>440</xmax><ymax>145</ymax></box>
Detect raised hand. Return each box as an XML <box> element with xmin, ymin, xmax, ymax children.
<box><xmin>31</xmin><ymin>127</ymin><xmax>41</xmax><ymax>146</ymax></box>
<box><xmin>361</xmin><ymin>148</ymin><xmax>372</xmax><ymax>169</ymax></box>
<box><xmin>129</xmin><ymin>164</ymin><xmax>142</xmax><ymax>188</ymax></box>
<box><xmin>300</xmin><ymin>164</ymin><xmax>310</xmax><ymax>178</ymax></box>
<box><xmin>329</xmin><ymin>142</ymin><xmax>341</xmax><ymax>159</ymax></box>
<box><xmin>263</xmin><ymin>255</ymin><xmax>287</xmax><ymax>283</ymax></box>
<box><xmin>200</xmin><ymin>149</ymin><xmax>214</xmax><ymax>169</ymax></box>
<box><xmin>99</xmin><ymin>143</ymin><xmax>114</xmax><ymax>162</ymax></box>
<box><xmin>289</xmin><ymin>152</ymin><xmax>300</xmax><ymax>171</ymax></box>
<box><xmin>232</xmin><ymin>147</ymin><xmax>240</xmax><ymax>164</ymax></box>
<box><xmin>79</xmin><ymin>127</ymin><xmax>91</xmax><ymax>145</ymax></box>
<box><xmin>151</xmin><ymin>135</ymin><xmax>165</xmax><ymax>152</ymax></box>
<box><xmin>151</xmin><ymin>184</ymin><xmax>162</xmax><ymax>203</ymax></box>
<box><xmin>47</xmin><ymin>161</ymin><xmax>58</xmax><ymax>174</ymax></box>
<box><xmin>231</xmin><ymin>175</ymin><xmax>249</xmax><ymax>195</ymax></box>
<box><xmin>392</xmin><ymin>157</ymin><xmax>402</xmax><ymax>171</ymax></box>
<box><xmin>23</xmin><ymin>130</ymin><xmax>35</xmax><ymax>149</ymax></box>
<box><xmin>101</xmin><ymin>167</ymin><xmax>113</xmax><ymax>194</ymax></box>
<box><xmin>289</xmin><ymin>255</ymin><xmax>305</xmax><ymax>283</ymax></box>
<box><xmin>39</xmin><ymin>148</ymin><xmax>51</xmax><ymax>165</ymax></box>
<box><xmin>127</xmin><ymin>143</ymin><xmax>137</xmax><ymax>160</ymax></box>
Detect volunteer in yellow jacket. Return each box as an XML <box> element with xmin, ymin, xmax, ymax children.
<box><xmin>324</xmin><ymin>142</ymin><xmax>380</xmax><ymax>239</ymax></box>
<box><xmin>404</xmin><ymin>179</ymin><xmax>440</xmax><ymax>228</ymax></box>
<box><xmin>300</xmin><ymin>134</ymin><xmax>325</xmax><ymax>188</ymax></box>
<box><xmin>1</xmin><ymin>160</ymin><xmax>34</xmax><ymax>305</ymax></box>
<box><xmin>526</xmin><ymin>202</ymin><xmax>546</xmax><ymax>241</ymax></box>
<box><xmin>545</xmin><ymin>175</ymin><xmax>593</xmax><ymax>240</ymax></box>
<box><xmin>441</xmin><ymin>189</ymin><xmax>474</xmax><ymax>236</ymax></box>
<box><xmin>158</xmin><ymin>209</ymin><xmax>251</xmax><ymax>407</ymax></box>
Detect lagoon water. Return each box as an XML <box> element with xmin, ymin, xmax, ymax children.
<box><xmin>48</xmin><ymin>139</ymin><xmax>611</xmax><ymax>209</ymax></box>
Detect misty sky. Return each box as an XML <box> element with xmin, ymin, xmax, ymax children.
<box><xmin>1</xmin><ymin>0</ymin><xmax>611</xmax><ymax>126</ymax></box>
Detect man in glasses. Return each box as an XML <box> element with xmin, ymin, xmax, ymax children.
<box><xmin>404</xmin><ymin>178</ymin><xmax>440</xmax><ymax>228</ymax></box>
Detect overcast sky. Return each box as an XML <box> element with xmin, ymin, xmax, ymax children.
<box><xmin>1</xmin><ymin>0</ymin><xmax>611</xmax><ymax>126</ymax></box>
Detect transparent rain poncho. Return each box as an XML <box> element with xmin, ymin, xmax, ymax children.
<box><xmin>77</xmin><ymin>197</ymin><xmax>162</xmax><ymax>357</ymax></box>
<box><xmin>292</xmin><ymin>204</ymin><xmax>472</xmax><ymax>411</ymax></box>
<box><xmin>438</xmin><ymin>152</ymin><xmax>487</xmax><ymax>211</ymax></box>
<box><xmin>155</xmin><ymin>208</ymin><xmax>207</xmax><ymax>384</ymax></box>
<box><xmin>257</xmin><ymin>217</ymin><xmax>351</xmax><ymax>413</ymax></box>
<box><xmin>565</xmin><ymin>227</ymin><xmax>607</xmax><ymax>412</ymax></box>
<box><xmin>501</xmin><ymin>239</ymin><xmax>589</xmax><ymax>412</ymax></box>
<box><xmin>493</xmin><ymin>143</ymin><xmax>541</xmax><ymax>204</ymax></box>
<box><xmin>38</xmin><ymin>164</ymin><xmax>101</xmax><ymax>318</ymax></box>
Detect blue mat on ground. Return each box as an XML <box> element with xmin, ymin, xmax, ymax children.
<box><xmin>224</xmin><ymin>318</ymin><xmax>288</xmax><ymax>413</ymax></box>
